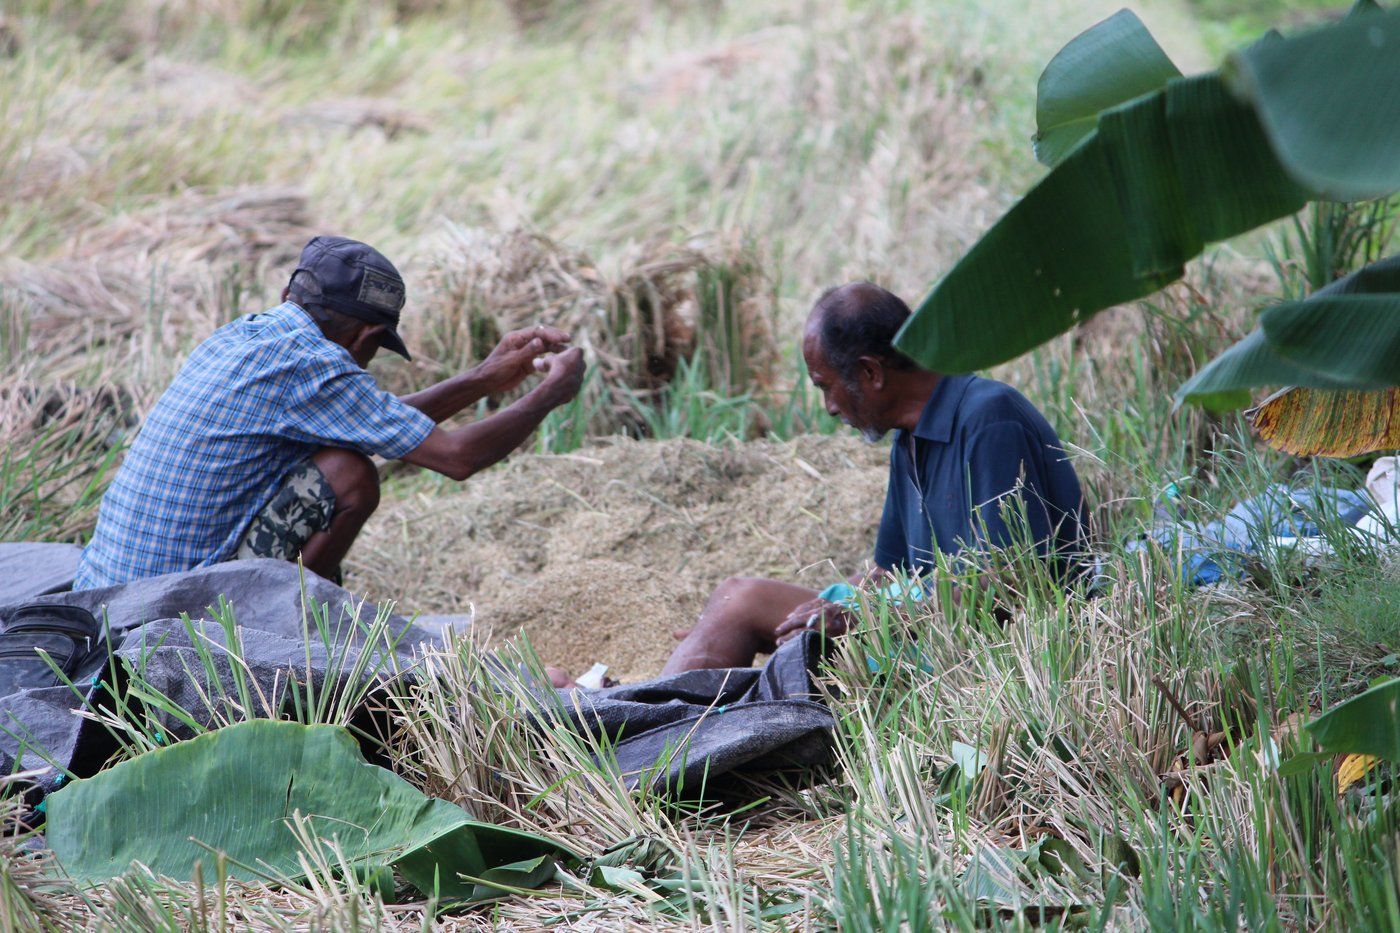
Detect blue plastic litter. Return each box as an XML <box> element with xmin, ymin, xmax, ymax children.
<box><xmin>1129</xmin><ymin>483</ymin><xmax>1373</xmax><ymax>587</ymax></box>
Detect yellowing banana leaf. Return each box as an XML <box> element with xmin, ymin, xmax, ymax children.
<box><xmin>45</xmin><ymin>720</ymin><xmax>578</xmax><ymax>901</ymax></box>
<box><xmin>1307</xmin><ymin>678</ymin><xmax>1400</xmax><ymax>761</ymax></box>
<box><xmin>1337</xmin><ymin>753</ymin><xmax>1381</xmax><ymax>793</ymax></box>
<box><xmin>896</xmin><ymin>10</ymin><xmax>1400</xmax><ymax>374</ymax></box>
<box><xmin>1034</xmin><ymin>10</ymin><xmax>1181</xmax><ymax>168</ymax></box>
<box><xmin>1251</xmin><ymin>387</ymin><xmax>1400</xmax><ymax>457</ymax></box>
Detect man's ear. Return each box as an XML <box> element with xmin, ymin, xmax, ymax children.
<box><xmin>857</xmin><ymin>355</ymin><xmax>886</xmax><ymax>391</ymax></box>
<box><xmin>281</xmin><ymin>286</ymin><xmax>290</xmax><ymax>302</ymax></box>
<box><xmin>351</xmin><ymin>322</ymin><xmax>389</xmax><ymax>353</ymax></box>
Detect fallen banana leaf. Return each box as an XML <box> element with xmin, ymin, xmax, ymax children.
<box><xmin>45</xmin><ymin>720</ymin><xmax>578</xmax><ymax>901</ymax></box>
<box><xmin>1306</xmin><ymin>678</ymin><xmax>1400</xmax><ymax>761</ymax></box>
<box><xmin>1252</xmin><ymin>387</ymin><xmax>1400</xmax><ymax>457</ymax></box>
<box><xmin>959</xmin><ymin>841</ymin><xmax>1086</xmax><ymax>915</ymax></box>
<box><xmin>590</xmin><ymin>864</ymin><xmax>656</xmax><ymax>900</ymax></box>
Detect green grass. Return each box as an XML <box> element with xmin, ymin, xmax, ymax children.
<box><xmin>1185</xmin><ymin>0</ymin><xmax>1363</xmax><ymax>54</ymax></box>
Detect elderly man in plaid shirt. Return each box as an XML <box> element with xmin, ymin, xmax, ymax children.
<box><xmin>75</xmin><ymin>236</ymin><xmax>585</xmax><ymax>590</ymax></box>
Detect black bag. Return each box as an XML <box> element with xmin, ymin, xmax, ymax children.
<box><xmin>0</xmin><ymin>604</ymin><xmax>105</xmax><ymax>696</ymax></box>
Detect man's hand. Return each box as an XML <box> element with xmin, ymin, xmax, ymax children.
<box><xmin>534</xmin><ymin>346</ymin><xmax>586</xmax><ymax>408</ymax></box>
<box><xmin>773</xmin><ymin>597</ymin><xmax>852</xmax><ymax>646</ymax></box>
<box><xmin>476</xmin><ymin>325</ymin><xmax>572</xmax><ymax>395</ymax></box>
<box><xmin>400</xmin><ymin>345</ymin><xmax>588</xmax><ymax>482</ymax></box>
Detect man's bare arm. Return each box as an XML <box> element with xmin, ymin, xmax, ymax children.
<box><xmin>400</xmin><ymin>347</ymin><xmax>584</xmax><ymax>480</ymax></box>
<box><xmin>399</xmin><ymin>326</ymin><xmax>571</xmax><ymax>424</ymax></box>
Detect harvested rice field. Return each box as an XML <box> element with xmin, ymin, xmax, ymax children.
<box><xmin>7</xmin><ymin>0</ymin><xmax>1400</xmax><ymax>929</ymax></box>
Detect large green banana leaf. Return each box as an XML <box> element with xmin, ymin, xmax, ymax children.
<box><xmin>1226</xmin><ymin>3</ymin><xmax>1400</xmax><ymax>201</ymax></box>
<box><xmin>1033</xmin><ymin>9</ymin><xmax>1181</xmax><ymax>168</ymax></box>
<box><xmin>45</xmin><ymin>720</ymin><xmax>578</xmax><ymax>902</ymax></box>
<box><xmin>1261</xmin><ymin>295</ymin><xmax>1400</xmax><ymax>388</ymax></box>
<box><xmin>1178</xmin><ymin>255</ymin><xmax>1400</xmax><ymax>404</ymax></box>
<box><xmin>895</xmin><ymin>8</ymin><xmax>1400</xmax><ymax>374</ymax></box>
<box><xmin>1174</xmin><ymin>329</ymin><xmax>1350</xmax><ymax>413</ymax></box>
<box><xmin>1307</xmin><ymin>677</ymin><xmax>1400</xmax><ymax>760</ymax></box>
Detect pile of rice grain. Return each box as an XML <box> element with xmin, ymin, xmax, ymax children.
<box><xmin>347</xmin><ymin>434</ymin><xmax>887</xmax><ymax>681</ymax></box>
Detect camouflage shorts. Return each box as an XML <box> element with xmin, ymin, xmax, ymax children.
<box><xmin>234</xmin><ymin>460</ymin><xmax>336</xmax><ymax>563</ymax></box>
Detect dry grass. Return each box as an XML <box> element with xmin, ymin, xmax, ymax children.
<box><xmin>0</xmin><ymin>795</ymin><xmax>65</xmax><ymax>931</ymax></box>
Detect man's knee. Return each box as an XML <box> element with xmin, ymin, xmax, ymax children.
<box><xmin>705</xmin><ymin>577</ymin><xmax>771</xmax><ymax>618</ymax></box>
<box><xmin>312</xmin><ymin>448</ymin><xmax>380</xmax><ymax>515</ymax></box>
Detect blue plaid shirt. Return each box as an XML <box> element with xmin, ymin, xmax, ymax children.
<box><xmin>75</xmin><ymin>303</ymin><xmax>435</xmax><ymax>589</ymax></box>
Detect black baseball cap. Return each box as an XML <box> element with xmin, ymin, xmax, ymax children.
<box><xmin>293</xmin><ymin>235</ymin><xmax>412</xmax><ymax>360</ymax></box>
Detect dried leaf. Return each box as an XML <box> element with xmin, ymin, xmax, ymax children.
<box><xmin>1337</xmin><ymin>753</ymin><xmax>1380</xmax><ymax>794</ymax></box>
<box><xmin>1252</xmin><ymin>387</ymin><xmax>1400</xmax><ymax>458</ymax></box>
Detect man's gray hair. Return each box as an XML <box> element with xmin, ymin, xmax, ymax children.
<box><xmin>287</xmin><ymin>270</ymin><xmax>361</xmax><ymax>340</ymax></box>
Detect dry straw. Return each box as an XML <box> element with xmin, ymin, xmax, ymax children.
<box><xmin>410</xmin><ymin>224</ymin><xmax>780</xmax><ymax>434</ymax></box>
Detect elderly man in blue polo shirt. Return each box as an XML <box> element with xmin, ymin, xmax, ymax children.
<box><xmin>662</xmin><ymin>281</ymin><xmax>1086</xmax><ymax>673</ymax></box>
<box><xmin>75</xmin><ymin>236</ymin><xmax>585</xmax><ymax>590</ymax></box>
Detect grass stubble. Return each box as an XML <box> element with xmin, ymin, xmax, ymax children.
<box><xmin>4</xmin><ymin>0</ymin><xmax>1399</xmax><ymax>928</ymax></box>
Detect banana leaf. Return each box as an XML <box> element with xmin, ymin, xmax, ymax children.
<box><xmin>1307</xmin><ymin>678</ymin><xmax>1400</xmax><ymax>761</ymax></box>
<box><xmin>1034</xmin><ymin>10</ymin><xmax>1181</xmax><ymax>168</ymax></box>
<box><xmin>896</xmin><ymin>9</ymin><xmax>1400</xmax><ymax>374</ymax></box>
<box><xmin>1178</xmin><ymin>255</ymin><xmax>1400</xmax><ymax>407</ymax></box>
<box><xmin>1260</xmin><ymin>294</ymin><xmax>1400</xmax><ymax>389</ymax></box>
<box><xmin>891</xmin><ymin>128</ymin><xmax>1171</xmax><ymax>375</ymax></box>
<box><xmin>45</xmin><ymin>720</ymin><xmax>578</xmax><ymax>902</ymax></box>
<box><xmin>1175</xmin><ymin>328</ymin><xmax>1350</xmax><ymax>412</ymax></box>
<box><xmin>1252</xmin><ymin>387</ymin><xmax>1400</xmax><ymax>457</ymax></box>
<box><xmin>1225</xmin><ymin>8</ymin><xmax>1400</xmax><ymax>201</ymax></box>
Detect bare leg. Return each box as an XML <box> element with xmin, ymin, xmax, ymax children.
<box><xmin>298</xmin><ymin>447</ymin><xmax>380</xmax><ymax>581</ymax></box>
<box><xmin>545</xmin><ymin>666</ymin><xmax>577</xmax><ymax>689</ymax></box>
<box><xmin>661</xmin><ymin>577</ymin><xmax>816</xmax><ymax>675</ymax></box>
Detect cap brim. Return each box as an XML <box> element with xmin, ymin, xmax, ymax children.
<box><xmin>381</xmin><ymin>327</ymin><xmax>411</xmax><ymax>361</ymax></box>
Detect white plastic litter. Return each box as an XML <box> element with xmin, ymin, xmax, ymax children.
<box><xmin>1270</xmin><ymin>456</ymin><xmax>1400</xmax><ymax>560</ymax></box>
<box><xmin>576</xmin><ymin>663</ymin><xmax>610</xmax><ymax>690</ymax></box>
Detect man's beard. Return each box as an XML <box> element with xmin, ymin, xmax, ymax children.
<box><xmin>841</xmin><ymin>416</ymin><xmax>886</xmax><ymax>444</ymax></box>
<box><xmin>840</xmin><ymin>384</ymin><xmax>886</xmax><ymax>443</ymax></box>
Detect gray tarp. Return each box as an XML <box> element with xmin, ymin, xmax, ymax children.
<box><xmin>560</xmin><ymin>634</ymin><xmax>835</xmax><ymax>796</ymax></box>
<box><xmin>0</xmin><ymin>544</ymin><xmax>835</xmax><ymax>806</ymax></box>
<box><xmin>0</xmin><ymin>555</ymin><xmax>436</xmax><ymax>801</ymax></box>
<box><xmin>0</xmin><ymin>543</ymin><xmax>83</xmax><ymax>604</ymax></box>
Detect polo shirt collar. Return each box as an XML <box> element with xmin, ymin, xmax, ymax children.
<box><xmin>911</xmin><ymin>374</ymin><xmax>975</xmax><ymax>442</ymax></box>
<box><xmin>281</xmin><ymin>301</ymin><xmax>316</xmax><ymax>328</ymax></box>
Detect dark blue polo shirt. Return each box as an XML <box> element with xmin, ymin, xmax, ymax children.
<box><xmin>873</xmin><ymin>374</ymin><xmax>1086</xmax><ymax>576</ymax></box>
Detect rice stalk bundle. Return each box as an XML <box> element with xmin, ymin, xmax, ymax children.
<box><xmin>416</xmin><ymin>223</ymin><xmax>778</xmax><ymax>437</ymax></box>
